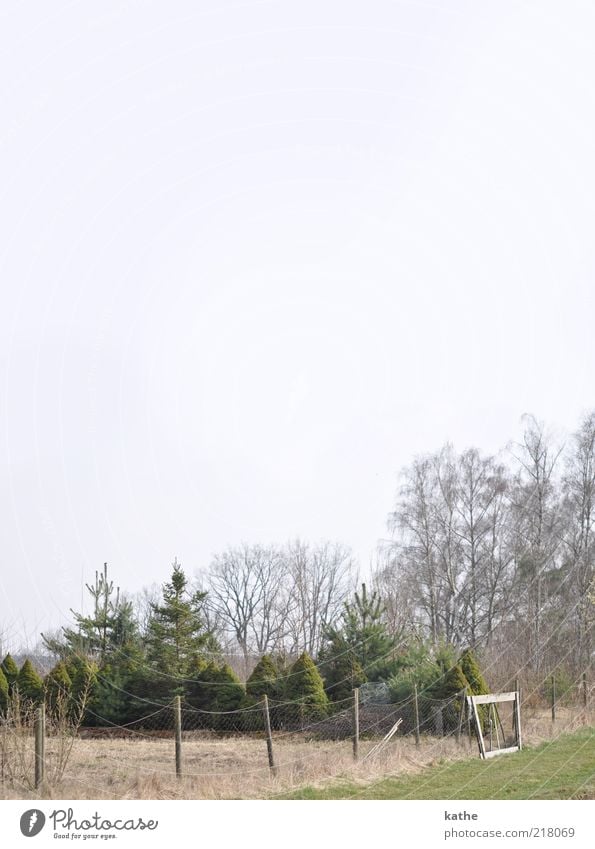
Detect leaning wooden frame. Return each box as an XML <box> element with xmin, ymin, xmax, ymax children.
<box><xmin>467</xmin><ymin>691</ymin><xmax>522</xmax><ymax>760</ymax></box>
<box><xmin>361</xmin><ymin>717</ymin><xmax>403</xmax><ymax>762</ymax></box>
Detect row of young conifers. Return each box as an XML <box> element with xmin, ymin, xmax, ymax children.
<box><xmin>0</xmin><ymin>586</ymin><xmax>491</xmax><ymax>735</ymax></box>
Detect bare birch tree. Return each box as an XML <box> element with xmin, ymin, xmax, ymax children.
<box><xmin>388</xmin><ymin>446</ymin><xmax>515</xmax><ymax>649</ymax></box>
<box><xmin>432</xmin><ymin>446</ymin><xmax>464</xmax><ymax>644</ymax></box>
<box><xmin>388</xmin><ymin>456</ymin><xmax>441</xmax><ymax>641</ymax></box>
<box><xmin>454</xmin><ymin>449</ymin><xmax>512</xmax><ymax>647</ymax></box>
<box><xmin>508</xmin><ymin>415</ymin><xmax>564</xmax><ymax>671</ymax></box>
<box><xmin>561</xmin><ymin>410</ymin><xmax>595</xmax><ymax>669</ymax></box>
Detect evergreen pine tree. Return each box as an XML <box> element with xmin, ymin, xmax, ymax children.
<box><xmin>42</xmin><ymin>564</ymin><xmax>138</xmax><ymax>664</ymax></box>
<box><xmin>387</xmin><ymin>642</ymin><xmax>442</xmax><ymax>702</ymax></box>
<box><xmin>17</xmin><ymin>659</ymin><xmax>44</xmax><ymax>704</ymax></box>
<box><xmin>285</xmin><ymin>652</ymin><xmax>329</xmax><ymax>720</ymax></box>
<box><xmin>40</xmin><ymin>563</ymin><xmax>146</xmax><ymax>728</ymax></box>
<box><xmin>320</xmin><ymin>649</ymin><xmax>366</xmax><ymax>703</ymax></box>
<box><xmin>146</xmin><ymin>559</ymin><xmax>219</xmax><ymax>679</ymax></box>
<box><xmin>434</xmin><ymin>643</ymin><xmax>458</xmax><ymax>675</ymax></box>
<box><xmin>90</xmin><ymin>619</ymin><xmax>147</xmax><ymax>727</ymax></box>
<box><xmin>1</xmin><ymin>653</ymin><xmax>19</xmax><ymax>692</ymax></box>
<box><xmin>318</xmin><ymin>584</ymin><xmax>395</xmax><ymax>683</ymax></box>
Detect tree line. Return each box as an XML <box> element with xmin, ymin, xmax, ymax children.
<box><xmin>1</xmin><ymin>409</ymin><xmax>593</xmax><ymax>727</ymax></box>
<box><xmin>2</xmin><ymin>565</ymin><xmax>491</xmax><ymax>732</ymax></box>
<box><xmin>378</xmin><ymin>411</ymin><xmax>595</xmax><ymax>675</ymax></box>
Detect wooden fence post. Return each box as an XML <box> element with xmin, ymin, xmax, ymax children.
<box><xmin>456</xmin><ymin>691</ymin><xmax>465</xmax><ymax>745</ymax></box>
<box><xmin>582</xmin><ymin>672</ymin><xmax>588</xmax><ymax>711</ymax></box>
<box><xmin>433</xmin><ymin>705</ymin><xmax>443</xmax><ymax>736</ymax></box>
<box><xmin>514</xmin><ymin>690</ymin><xmax>523</xmax><ymax>751</ymax></box>
<box><xmin>262</xmin><ymin>695</ymin><xmax>277</xmax><ymax>776</ymax></box>
<box><xmin>513</xmin><ymin>678</ymin><xmax>519</xmax><ymax>740</ymax></box>
<box><xmin>352</xmin><ymin>688</ymin><xmax>360</xmax><ymax>761</ymax></box>
<box><xmin>487</xmin><ymin>709</ymin><xmax>493</xmax><ymax>752</ymax></box>
<box><xmin>413</xmin><ymin>683</ymin><xmax>420</xmax><ymax>748</ymax></box>
<box><xmin>174</xmin><ymin>695</ymin><xmax>182</xmax><ymax>778</ymax></box>
<box><xmin>34</xmin><ymin>704</ymin><xmax>45</xmax><ymax>790</ymax></box>
<box><xmin>551</xmin><ymin>674</ymin><xmax>556</xmax><ymax>723</ymax></box>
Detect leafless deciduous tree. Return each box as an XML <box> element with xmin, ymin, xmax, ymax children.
<box><xmin>283</xmin><ymin>539</ymin><xmax>355</xmax><ymax>657</ymax></box>
<box><xmin>202</xmin><ymin>539</ymin><xmax>355</xmax><ymax>666</ymax></box>
<box><xmin>385</xmin><ymin>412</ymin><xmax>595</xmax><ymax>675</ymax></box>
<box><xmin>130</xmin><ymin>583</ymin><xmax>160</xmax><ymax>637</ymax></box>
<box><xmin>454</xmin><ymin>448</ymin><xmax>512</xmax><ymax>647</ymax></box>
<box><xmin>371</xmin><ymin>548</ymin><xmax>417</xmax><ymax>644</ymax></box>
<box><xmin>387</xmin><ymin>446</ymin><xmax>515</xmax><ymax>650</ymax></box>
<box><xmin>509</xmin><ymin>415</ymin><xmax>564</xmax><ymax>671</ymax></box>
<box><xmin>561</xmin><ymin>411</ymin><xmax>595</xmax><ymax>669</ymax></box>
<box><xmin>387</xmin><ymin>455</ymin><xmax>441</xmax><ymax>641</ymax></box>
<box><xmin>205</xmin><ymin>544</ymin><xmax>290</xmax><ymax>672</ymax></box>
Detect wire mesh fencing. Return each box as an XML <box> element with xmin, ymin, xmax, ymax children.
<box><xmin>0</xmin><ymin>689</ymin><xmax>467</xmax><ymax>796</ymax></box>
<box><xmin>1</xmin><ymin>672</ymin><xmax>592</xmax><ymax>799</ymax></box>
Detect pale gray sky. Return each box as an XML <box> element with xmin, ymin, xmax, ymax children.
<box><xmin>1</xmin><ymin>1</ymin><xmax>594</xmax><ymax>648</ymax></box>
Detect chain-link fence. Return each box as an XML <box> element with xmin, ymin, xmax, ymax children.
<box><xmin>1</xmin><ymin>671</ymin><xmax>592</xmax><ymax>799</ymax></box>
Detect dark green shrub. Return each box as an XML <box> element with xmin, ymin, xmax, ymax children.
<box><xmin>246</xmin><ymin>655</ymin><xmax>280</xmax><ymax>702</ymax></box>
<box><xmin>186</xmin><ymin>660</ymin><xmax>217</xmax><ymax>712</ymax></box>
<box><xmin>459</xmin><ymin>648</ymin><xmax>490</xmax><ymax>730</ymax></box>
<box><xmin>117</xmin><ymin>664</ymin><xmax>172</xmax><ymax>727</ymax></box>
<box><xmin>385</xmin><ymin>645</ymin><xmax>468</xmax><ymax>734</ymax></box>
<box><xmin>430</xmin><ymin>663</ymin><xmax>470</xmax><ymax>699</ymax></box>
<box><xmin>208</xmin><ymin>663</ymin><xmax>245</xmax><ymax>713</ymax></box>
<box><xmin>246</xmin><ymin>654</ymin><xmax>292</xmax><ymax>731</ymax></box>
<box><xmin>1</xmin><ymin>653</ymin><xmax>19</xmax><ymax>692</ymax></box>
<box><xmin>88</xmin><ymin>663</ymin><xmax>133</xmax><ymax>726</ymax></box>
<box><xmin>0</xmin><ymin>666</ymin><xmax>8</xmax><ymax>714</ymax></box>
<box><xmin>427</xmin><ymin>663</ymin><xmax>470</xmax><ymax>733</ymax></box>
<box><xmin>187</xmin><ymin>661</ymin><xmax>246</xmax><ymax>731</ymax></box>
<box><xmin>45</xmin><ymin>661</ymin><xmax>72</xmax><ymax>714</ymax></box>
<box><xmin>17</xmin><ymin>659</ymin><xmax>44</xmax><ymax>704</ymax></box>
<box><xmin>285</xmin><ymin>652</ymin><xmax>329</xmax><ymax>722</ymax></box>
<box><xmin>64</xmin><ymin>655</ymin><xmax>97</xmax><ymax>722</ymax></box>
<box><xmin>459</xmin><ymin>649</ymin><xmax>489</xmax><ymax>695</ymax></box>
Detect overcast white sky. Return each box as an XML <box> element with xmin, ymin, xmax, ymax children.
<box><xmin>1</xmin><ymin>1</ymin><xmax>594</xmax><ymax>649</ymax></box>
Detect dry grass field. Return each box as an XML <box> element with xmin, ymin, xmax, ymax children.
<box><xmin>1</xmin><ymin>706</ymin><xmax>591</xmax><ymax>800</ymax></box>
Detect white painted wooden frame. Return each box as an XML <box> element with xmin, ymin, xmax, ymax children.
<box><xmin>467</xmin><ymin>691</ymin><xmax>522</xmax><ymax>760</ymax></box>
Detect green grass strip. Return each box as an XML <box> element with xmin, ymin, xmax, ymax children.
<box><xmin>281</xmin><ymin>727</ymin><xmax>595</xmax><ymax>800</ymax></box>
